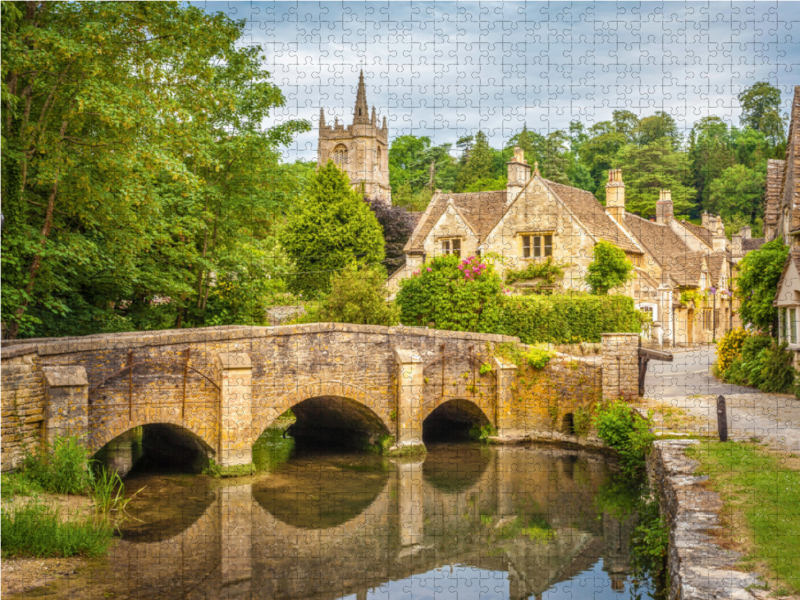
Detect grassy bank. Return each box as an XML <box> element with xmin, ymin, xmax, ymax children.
<box><xmin>1</xmin><ymin>437</ymin><xmax>129</xmax><ymax>559</ymax></box>
<box><xmin>687</xmin><ymin>441</ymin><xmax>800</xmax><ymax>595</ymax></box>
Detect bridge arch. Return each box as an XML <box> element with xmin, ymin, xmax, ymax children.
<box><xmin>90</xmin><ymin>417</ymin><xmax>216</xmax><ymax>462</ymax></box>
<box><xmin>251</xmin><ymin>381</ymin><xmax>392</xmax><ymax>450</ymax></box>
<box><xmin>422</xmin><ymin>398</ymin><xmax>493</xmax><ymax>443</ymax></box>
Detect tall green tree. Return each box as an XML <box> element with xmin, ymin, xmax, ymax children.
<box><xmin>454</xmin><ymin>130</ymin><xmax>497</xmax><ymax>192</ymax></box>
<box><xmin>614</xmin><ymin>138</ymin><xmax>696</xmax><ymax>217</ymax></box>
<box><xmin>637</xmin><ymin>111</ymin><xmax>682</xmax><ymax>148</ymax></box>
<box><xmin>279</xmin><ymin>162</ymin><xmax>385</xmax><ymax>297</ymax></box>
<box><xmin>1</xmin><ymin>1</ymin><xmax>308</xmax><ymax>337</ymax></box>
<box><xmin>738</xmin><ymin>81</ymin><xmax>787</xmax><ymax>144</ymax></box>
<box><xmin>707</xmin><ymin>164</ymin><xmax>766</xmax><ymax>222</ymax></box>
<box><xmin>734</xmin><ymin>239</ymin><xmax>789</xmax><ymax>334</ymax></box>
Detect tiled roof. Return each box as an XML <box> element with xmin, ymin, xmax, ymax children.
<box><xmin>405</xmin><ymin>190</ymin><xmax>507</xmax><ymax>253</ymax></box>
<box><xmin>624</xmin><ymin>214</ymin><xmax>687</xmax><ymax>270</ymax></box>
<box><xmin>742</xmin><ymin>237</ymin><xmax>766</xmax><ymax>252</ymax></box>
<box><xmin>677</xmin><ymin>220</ymin><xmax>713</xmax><ymax>248</ymax></box>
<box><xmin>764</xmin><ymin>159</ymin><xmax>786</xmax><ymax>228</ymax></box>
<box><xmin>669</xmin><ymin>251</ymin><xmax>727</xmax><ymax>288</ymax></box>
<box><xmin>542</xmin><ymin>180</ymin><xmax>642</xmax><ymax>254</ymax></box>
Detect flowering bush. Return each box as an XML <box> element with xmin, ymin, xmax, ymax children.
<box><xmin>713</xmin><ymin>327</ymin><xmax>749</xmax><ymax>376</ymax></box>
<box><xmin>396</xmin><ymin>255</ymin><xmax>503</xmax><ymax>332</ymax></box>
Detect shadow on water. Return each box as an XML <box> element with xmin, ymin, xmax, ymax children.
<box><xmin>24</xmin><ymin>427</ymin><xmax>665</xmax><ymax>600</ymax></box>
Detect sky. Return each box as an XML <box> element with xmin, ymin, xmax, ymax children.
<box><xmin>193</xmin><ymin>1</ymin><xmax>800</xmax><ymax>161</ymax></box>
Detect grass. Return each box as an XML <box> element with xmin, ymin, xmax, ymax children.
<box><xmin>687</xmin><ymin>441</ymin><xmax>800</xmax><ymax>594</ymax></box>
<box><xmin>1</xmin><ymin>500</ymin><xmax>115</xmax><ymax>558</ymax></box>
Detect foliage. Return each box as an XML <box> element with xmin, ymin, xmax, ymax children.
<box><xmin>1</xmin><ymin>2</ymin><xmax>310</xmax><ymax>338</ymax></box>
<box><xmin>498</xmin><ymin>294</ymin><xmax>643</xmax><ymax>344</ymax></box>
<box><xmin>301</xmin><ymin>264</ymin><xmax>399</xmax><ymax>326</ymax></box>
<box><xmin>396</xmin><ymin>255</ymin><xmax>503</xmax><ymax>332</ymax></box>
<box><xmin>735</xmin><ymin>239</ymin><xmax>789</xmax><ymax>333</ymax></box>
<box><xmin>469</xmin><ymin>423</ymin><xmax>498</xmax><ymax>443</ymax></box>
<box><xmin>363</xmin><ymin>195</ymin><xmax>416</xmax><ymax>272</ymax></box>
<box><xmin>758</xmin><ymin>341</ymin><xmax>795</xmax><ymax>394</ymax></box>
<box><xmin>614</xmin><ymin>138</ymin><xmax>696</xmax><ymax>216</ymax></box>
<box><xmin>493</xmin><ymin>343</ymin><xmax>554</xmax><ymax>370</ymax></box>
<box><xmin>630</xmin><ymin>495</ymin><xmax>670</xmax><ymax>579</ymax></box>
<box><xmin>504</xmin><ymin>257</ymin><xmax>567</xmax><ymax>288</ymax></box>
<box><xmin>688</xmin><ymin>441</ymin><xmax>800</xmax><ymax>594</ymax></box>
<box><xmin>573</xmin><ymin>406</ymin><xmax>592</xmax><ymax>437</ymax></box>
<box><xmin>738</xmin><ymin>81</ymin><xmax>787</xmax><ymax>144</ymax></box>
<box><xmin>1</xmin><ymin>500</ymin><xmax>115</xmax><ymax>558</ymax></box>
<box><xmin>279</xmin><ymin>161</ymin><xmax>386</xmax><ymax>297</ymax></box>
<box><xmin>707</xmin><ymin>164</ymin><xmax>766</xmax><ymax>223</ymax></box>
<box><xmin>479</xmin><ymin>362</ymin><xmax>494</xmax><ymax>375</ymax></box>
<box><xmin>680</xmin><ymin>288</ymin><xmax>706</xmax><ymax>307</ymax></box>
<box><xmin>593</xmin><ymin>401</ymin><xmax>656</xmax><ymax>478</ymax></box>
<box><xmin>22</xmin><ymin>437</ymin><xmax>94</xmax><ymax>495</ymax></box>
<box><xmin>454</xmin><ymin>131</ymin><xmax>496</xmax><ymax>192</ymax></box>
<box><xmin>585</xmin><ymin>241</ymin><xmax>634</xmax><ymax>295</ymax></box>
<box><xmin>714</xmin><ymin>327</ymin><xmax>749</xmax><ymax>376</ymax></box>
<box><xmin>388</xmin><ymin>134</ymin><xmax>456</xmax><ymax>195</ymax></box>
<box><xmin>637</xmin><ymin>111</ymin><xmax>682</xmax><ymax>148</ymax></box>
<box><xmin>723</xmin><ymin>334</ymin><xmax>776</xmax><ymax>389</ymax></box>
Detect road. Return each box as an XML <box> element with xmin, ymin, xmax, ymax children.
<box><xmin>643</xmin><ymin>346</ymin><xmax>800</xmax><ymax>453</ymax></box>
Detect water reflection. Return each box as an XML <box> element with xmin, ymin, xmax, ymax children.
<box><xmin>23</xmin><ymin>438</ymin><xmax>651</xmax><ymax>600</ymax></box>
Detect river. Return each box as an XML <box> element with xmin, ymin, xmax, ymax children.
<box><xmin>16</xmin><ymin>429</ymin><xmax>659</xmax><ymax>600</ymax></box>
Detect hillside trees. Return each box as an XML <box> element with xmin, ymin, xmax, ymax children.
<box><xmin>1</xmin><ymin>1</ymin><xmax>309</xmax><ymax>337</ymax></box>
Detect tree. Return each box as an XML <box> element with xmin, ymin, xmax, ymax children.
<box><xmin>689</xmin><ymin>117</ymin><xmax>736</xmax><ymax>213</ymax></box>
<box><xmin>1</xmin><ymin>1</ymin><xmax>309</xmax><ymax>337</ymax></box>
<box><xmin>279</xmin><ymin>161</ymin><xmax>385</xmax><ymax>296</ymax></box>
<box><xmin>707</xmin><ymin>164</ymin><xmax>766</xmax><ymax>223</ymax></box>
<box><xmin>305</xmin><ymin>264</ymin><xmax>399</xmax><ymax>326</ymax></box>
<box><xmin>612</xmin><ymin>110</ymin><xmax>640</xmax><ymax>144</ymax></box>
<box><xmin>364</xmin><ymin>195</ymin><xmax>416</xmax><ymax>272</ymax></box>
<box><xmin>738</xmin><ymin>82</ymin><xmax>787</xmax><ymax>144</ymax></box>
<box><xmin>636</xmin><ymin>111</ymin><xmax>682</xmax><ymax>148</ymax></box>
<box><xmin>396</xmin><ymin>255</ymin><xmax>503</xmax><ymax>333</ymax></box>
<box><xmin>585</xmin><ymin>241</ymin><xmax>633</xmax><ymax>295</ymax></box>
<box><xmin>540</xmin><ymin>131</ymin><xmax>571</xmax><ymax>184</ymax></box>
<box><xmin>454</xmin><ymin>131</ymin><xmax>497</xmax><ymax>191</ymax></box>
<box><xmin>734</xmin><ymin>239</ymin><xmax>789</xmax><ymax>334</ymax></box>
<box><xmin>507</xmin><ymin>125</ymin><xmax>546</xmax><ymax>166</ymax></box>
<box><xmin>615</xmin><ymin>138</ymin><xmax>696</xmax><ymax>217</ymax></box>
<box><xmin>578</xmin><ymin>122</ymin><xmax>627</xmax><ymax>199</ymax></box>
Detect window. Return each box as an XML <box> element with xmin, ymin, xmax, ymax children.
<box><xmin>441</xmin><ymin>238</ymin><xmax>461</xmax><ymax>257</ymax></box>
<box><xmin>702</xmin><ymin>308</ymin><xmax>712</xmax><ymax>331</ymax></box>
<box><xmin>628</xmin><ymin>253</ymin><xmax>642</xmax><ymax>267</ymax></box>
<box><xmin>521</xmin><ymin>234</ymin><xmax>553</xmax><ymax>258</ymax></box>
<box><xmin>791</xmin><ymin>309</ymin><xmax>797</xmax><ymax>344</ymax></box>
<box><xmin>333</xmin><ymin>144</ymin><xmax>349</xmax><ymax>166</ymax></box>
<box><xmin>780</xmin><ymin>308</ymin><xmax>787</xmax><ymax>342</ymax></box>
<box><xmin>375</xmin><ymin>147</ymin><xmax>381</xmax><ymax>174</ymax></box>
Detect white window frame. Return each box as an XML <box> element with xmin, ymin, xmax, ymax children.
<box><xmin>441</xmin><ymin>238</ymin><xmax>461</xmax><ymax>257</ymax></box>
<box><xmin>520</xmin><ymin>233</ymin><xmax>553</xmax><ymax>259</ymax></box>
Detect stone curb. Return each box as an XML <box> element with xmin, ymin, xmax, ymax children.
<box><xmin>648</xmin><ymin>439</ymin><xmax>764</xmax><ymax>600</ymax></box>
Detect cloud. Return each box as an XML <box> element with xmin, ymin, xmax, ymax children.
<box><xmin>194</xmin><ymin>1</ymin><xmax>800</xmax><ymax>161</ymax></box>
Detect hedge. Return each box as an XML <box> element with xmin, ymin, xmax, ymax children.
<box><xmin>496</xmin><ymin>294</ymin><xmax>641</xmax><ymax>344</ymax></box>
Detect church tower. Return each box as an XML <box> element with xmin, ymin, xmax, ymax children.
<box><xmin>318</xmin><ymin>70</ymin><xmax>391</xmax><ymax>202</ymax></box>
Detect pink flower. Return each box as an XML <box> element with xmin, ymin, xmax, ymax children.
<box><xmin>427</xmin><ymin>267</ymin><xmax>432</xmax><ymax>272</ymax></box>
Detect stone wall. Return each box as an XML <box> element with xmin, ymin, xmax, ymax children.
<box><xmin>601</xmin><ymin>333</ymin><xmax>639</xmax><ymax>401</ymax></box>
<box><xmin>0</xmin><ymin>347</ymin><xmax>46</xmax><ymax>471</ymax></box>
<box><xmin>647</xmin><ymin>440</ymin><xmax>763</xmax><ymax>600</ymax></box>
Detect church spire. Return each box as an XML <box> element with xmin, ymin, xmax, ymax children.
<box><xmin>353</xmin><ymin>69</ymin><xmax>370</xmax><ymax>124</ymax></box>
<box><xmin>319</xmin><ymin>107</ymin><xmax>326</xmax><ymax>128</ymax></box>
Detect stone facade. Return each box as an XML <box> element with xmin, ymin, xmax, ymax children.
<box><xmin>601</xmin><ymin>333</ymin><xmax>639</xmax><ymax>401</ymax></box>
<box><xmin>318</xmin><ymin>70</ymin><xmax>391</xmax><ymax>202</ymax></box>
<box><xmin>1</xmin><ymin>324</ymin><xmax>644</xmax><ymax>472</ymax></box>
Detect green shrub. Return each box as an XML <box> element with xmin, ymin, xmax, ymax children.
<box><xmin>504</xmin><ymin>257</ymin><xmax>568</xmax><ymax>288</ymax></box>
<box><xmin>585</xmin><ymin>240</ymin><xmax>634</xmax><ymax>295</ymax></box>
<box><xmin>301</xmin><ymin>263</ymin><xmax>398</xmax><ymax>326</ymax></box>
<box><xmin>396</xmin><ymin>254</ymin><xmax>503</xmax><ymax>332</ymax></box>
<box><xmin>723</xmin><ymin>334</ymin><xmax>773</xmax><ymax>387</ymax></box>
<box><xmin>593</xmin><ymin>400</ymin><xmax>655</xmax><ymax>478</ymax></box>
<box><xmin>714</xmin><ymin>327</ymin><xmax>749</xmax><ymax>376</ymax></box>
<box><xmin>759</xmin><ymin>341</ymin><xmax>795</xmax><ymax>394</ymax></box>
<box><xmin>497</xmin><ymin>294</ymin><xmax>642</xmax><ymax>344</ymax></box>
<box><xmin>494</xmin><ymin>342</ymin><xmax>554</xmax><ymax>370</ymax></box>
<box><xmin>1</xmin><ymin>500</ymin><xmax>115</xmax><ymax>558</ymax></box>
<box><xmin>573</xmin><ymin>406</ymin><xmax>592</xmax><ymax>437</ymax></box>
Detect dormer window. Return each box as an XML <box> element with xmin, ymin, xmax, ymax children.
<box><xmin>521</xmin><ymin>233</ymin><xmax>553</xmax><ymax>258</ymax></box>
<box><xmin>441</xmin><ymin>238</ymin><xmax>461</xmax><ymax>257</ymax></box>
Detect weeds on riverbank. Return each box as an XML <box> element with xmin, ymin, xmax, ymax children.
<box><xmin>687</xmin><ymin>441</ymin><xmax>800</xmax><ymax>595</ymax></box>
<box><xmin>1</xmin><ymin>436</ymin><xmax>132</xmax><ymax>559</ymax></box>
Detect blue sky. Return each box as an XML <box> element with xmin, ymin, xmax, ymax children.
<box><xmin>194</xmin><ymin>1</ymin><xmax>800</xmax><ymax>161</ymax></box>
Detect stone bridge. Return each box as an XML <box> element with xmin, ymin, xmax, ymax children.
<box><xmin>1</xmin><ymin>324</ymin><xmax>641</xmax><ymax>472</ymax></box>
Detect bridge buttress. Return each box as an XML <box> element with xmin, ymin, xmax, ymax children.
<box><xmin>493</xmin><ymin>356</ymin><xmax>518</xmax><ymax>436</ymax></box>
<box><xmin>42</xmin><ymin>366</ymin><xmax>89</xmax><ymax>447</ymax></box>
<box><xmin>217</xmin><ymin>353</ymin><xmax>254</xmax><ymax>472</ymax></box>
<box><xmin>393</xmin><ymin>348</ymin><xmax>426</xmax><ymax>452</ymax></box>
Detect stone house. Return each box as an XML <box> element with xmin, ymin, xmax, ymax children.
<box><xmin>387</xmin><ymin>148</ymin><xmax>736</xmax><ymax>346</ymax></box>
<box><xmin>767</xmin><ymin>86</ymin><xmax>800</xmax><ymax>361</ymax></box>
<box><xmin>318</xmin><ymin>71</ymin><xmax>391</xmax><ymax>202</ymax></box>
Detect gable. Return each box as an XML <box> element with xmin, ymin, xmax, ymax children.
<box><xmin>775</xmin><ymin>251</ymin><xmax>800</xmax><ymax>306</ymax></box>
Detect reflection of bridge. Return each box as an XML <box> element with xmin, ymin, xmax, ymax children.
<box><xmin>1</xmin><ymin>324</ymin><xmax>642</xmax><ymax>472</ymax></box>
<box><xmin>73</xmin><ymin>447</ymin><xmax>633</xmax><ymax>600</ymax></box>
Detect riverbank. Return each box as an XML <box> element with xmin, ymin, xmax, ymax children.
<box><xmin>641</xmin><ymin>393</ymin><xmax>800</xmax><ymax>600</ymax></box>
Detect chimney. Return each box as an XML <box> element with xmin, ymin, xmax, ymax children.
<box><xmin>712</xmin><ymin>214</ymin><xmax>727</xmax><ymax>252</ymax></box>
<box><xmin>739</xmin><ymin>225</ymin><xmax>752</xmax><ymax>239</ymax></box>
<box><xmin>701</xmin><ymin>211</ymin><xmax>710</xmax><ymax>228</ymax></box>
<box><xmin>656</xmin><ymin>190</ymin><xmax>673</xmax><ymax>224</ymax></box>
<box><xmin>732</xmin><ymin>233</ymin><xmax>743</xmax><ymax>259</ymax></box>
<box><xmin>506</xmin><ymin>146</ymin><xmax>531</xmax><ymax>204</ymax></box>
<box><xmin>605</xmin><ymin>168</ymin><xmax>625</xmax><ymax>222</ymax></box>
